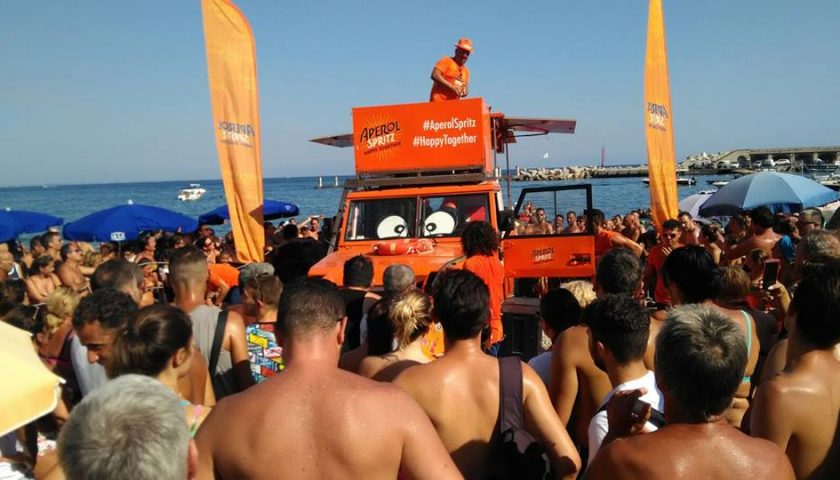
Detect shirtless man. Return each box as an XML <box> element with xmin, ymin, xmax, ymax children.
<box><xmin>620</xmin><ymin>211</ymin><xmax>641</xmax><ymax>242</ymax></box>
<box><xmin>530</xmin><ymin>208</ymin><xmax>554</xmax><ymax>234</ymax></box>
<box><xmin>43</xmin><ymin>231</ymin><xmax>62</xmax><ymax>262</ymax></box>
<box><xmin>677</xmin><ymin>211</ymin><xmax>700</xmax><ymax>245</ymax></box>
<box><xmin>394</xmin><ymin>270</ymin><xmax>580</xmax><ymax>479</ymax></box>
<box><xmin>726</xmin><ymin>206</ymin><xmax>780</xmax><ymax>263</ymax></box>
<box><xmin>195</xmin><ymin>278</ymin><xmax>460</xmax><ymax>480</ymax></box>
<box><xmin>750</xmin><ymin>261</ymin><xmax>840</xmax><ymax>479</ymax></box>
<box><xmin>554</xmin><ymin>214</ymin><xmax>565</xmax><ymax>233</ymax></box>
<box><xmin>587</xmin><ymin>304</ymin><xmax>794</xmax><ymax>479</ymax></box>
<box><xmin>56</xmin><ymin>243</ymin><xmax>93</xmax><ymax>295</ymax></box>
<box><xmin>564</xmin><ymin>211</ymin><xmax>582</xmax><ymax>234</ymax></box>
<box><xmin>663</xmin><ymin>246</ymin><xmax>759</xmax><ymax>428</ymax></box>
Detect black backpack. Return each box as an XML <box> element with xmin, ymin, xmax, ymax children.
<box><xmin>485</xmin><ymin>356</ymin><xmax>551</xmax><ymax>480</ymax></box>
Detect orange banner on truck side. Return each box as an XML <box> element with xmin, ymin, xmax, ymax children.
<box><xmin>352</xmin><ymin>98</ymin><xmax>493</xmax><ymax>176</ymax></box>
<box><xmin>201</xmin><ymin>0</ymin><xmax>264</xmax><ymax>262</ymax></box>
<box><xmin>644</xmin><ymin>0</ymin><xmax>678</xmax><ymax>231</ymax></box>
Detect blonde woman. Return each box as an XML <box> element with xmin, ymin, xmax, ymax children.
<box><xmin>358</xmin><ymin>290</ymin><xmax>433</xmax><ymax>382</ymax></box>
<box><xmin>43</xmin><ymin>287</ymin><xmax>84</xmax><ymax>407</ymax></box>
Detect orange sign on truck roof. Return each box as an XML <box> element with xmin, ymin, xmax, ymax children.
<box><xmin>351</xmin><ymin>98</ymin><xmax>493</xmax><ymax>176</ymax></box>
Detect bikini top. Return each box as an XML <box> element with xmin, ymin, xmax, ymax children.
<box><xmin>741</xmin><ymin>310</ymin><xmax>753</xmax><ymax>383</ymax></box>
<box><xmin>180</xmin><ymin>399</ymin><xmax>204</xmax><ymax>438</ymax></box>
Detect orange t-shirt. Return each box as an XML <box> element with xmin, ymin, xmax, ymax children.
<box><xmin>595</xmin><ymin>229</ymin><xmax>618</xmax><ymax>257</ymax></box>
<box><xmin>429</xmin><ymin>56</ymin><xmax>469</xmax><ymax>102</ymax></box>
<box><xmin>647</xmin><ymin>244</ymin><xmax>672</xmax><ymax>305</ymax></box>
<box><xmin>463</xmin><ymin>254</ymin><xmax>504</xmax><ymax>345</ymax></box>
<box><xmin>208</xmin><ymin>263</ymin><xmax>239</xmax><ymax>289</ymax></box>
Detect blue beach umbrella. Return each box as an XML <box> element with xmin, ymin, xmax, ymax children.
<box><xmin>1</xmin><ymin>209</ymin><xmax>63</xmax><ymax>233</ymax></box>
<box><xmin>699</xmin><ymin>172</ymin><xmax>840</xmax><ymax>217</ymax></box>
<box><xmin>198</xmin><ymin>199</ymin><xmax>300</xmax><ymax>225</ymax></box>
<box><xmin>0</xmin><ymin>209</ymin><xmax>64</xmax><ymax>242</ymax></box>
<box><xmin>63</xmin><ymin>202</ymin><xmax>198</xmax><ymax>242</ymax></box>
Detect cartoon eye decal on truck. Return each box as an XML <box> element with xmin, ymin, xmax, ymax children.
<box><xmin>376</xmin><ymin>215</ymin><xmax>409</xmax><ymax>239</ymax></box>
<box><xmin>422</xmin><ymin>211</ymin><xmax>457</xmax><ymax>236</ymax></box>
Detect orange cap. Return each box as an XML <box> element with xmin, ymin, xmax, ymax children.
<box><xmin>455</xmin><ymin>37</ymin><xmax>473</xmax><ymax>52</ymax></box>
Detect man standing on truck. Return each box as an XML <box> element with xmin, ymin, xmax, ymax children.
<box><xmin>429</xmin><ymin>37</ymin><xmax>472</xmax><ymax>102</ymax></box>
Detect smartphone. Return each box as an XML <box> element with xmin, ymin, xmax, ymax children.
<box><xmin>762</xmin><ymin>259</ymin><xmax>781</xmax><ymax>290</ymax></box>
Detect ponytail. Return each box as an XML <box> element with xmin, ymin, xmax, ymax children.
<box><xmin>388</xmin><ymin>290</ymin><xmax>432</xmax><ymax>350</ymax></box>
<box><xmin>108</xmin><ymin>304</ymin><xmax>192</xmax><ymax>379</ymax></box>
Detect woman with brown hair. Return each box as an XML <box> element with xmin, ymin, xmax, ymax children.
<box><xmin>108</xmin><ymin>304</ymin><xmax>211</xmax><ymax>436</ymax></box>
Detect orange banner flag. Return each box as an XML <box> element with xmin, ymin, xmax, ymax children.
<box><xmin>201</xmin><ymin>0</ymin><xmax>264</xmax><ymax>262</ymax></box>
<box><xmin>644</xmin><ymin>0</ymin><xmax>678</xmax><ymax>231</ymax></box>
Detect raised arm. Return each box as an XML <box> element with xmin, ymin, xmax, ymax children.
<box><xmin>611</xmin><ymin>234</ymin><xmax>643</xmax><ymax>257</ymax></box>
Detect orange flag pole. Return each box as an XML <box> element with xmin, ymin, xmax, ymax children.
<box><xmin>201</xmin><ymin>0</ymin><xmax>265</xmax><ymax>262</ymax></box>
<box><xmin>644</xmin><ymin>0</ymin><xmax>679</xmax><ymax>231</ymax></box>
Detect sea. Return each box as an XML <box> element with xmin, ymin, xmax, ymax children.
<box><xmin>0</xmin><ymin>173</ymin><xmax>736</xmax><ymax>237</ymax></box>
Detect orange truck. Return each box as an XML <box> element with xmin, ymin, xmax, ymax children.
<box><xmin>309</xmin><ymin>98</ymin><xmax>595</xmax><ymax>357</ymax></box>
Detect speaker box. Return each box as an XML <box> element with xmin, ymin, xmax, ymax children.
<box><xmin>499</xmin><ymin>297</ymin><xmax>541</xmax><ymax>361</ymax></box>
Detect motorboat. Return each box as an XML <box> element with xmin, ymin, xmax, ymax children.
<box><xmin>642</xmin><ymin>177</ymin><xmax>697</xmax><ymax>186</ymax></box>
<box><xmin>711</xmin><ymin>181</ymin><xmax>729</xmax><ymax>188</ymax></box>
<box><xmin>177</xmin><ymin>184</ymin><xmax>207</xmax><ymax>201</ymax></box>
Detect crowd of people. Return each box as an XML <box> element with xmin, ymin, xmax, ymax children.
<box><xmin>1</xmin><ymin>201</ymin><xmax>839</xmax><ymax>479</ymax></box>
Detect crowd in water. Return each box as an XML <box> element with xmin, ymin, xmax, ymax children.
<box><xmin>1</xmin><ymin>202</ymin><xmax>839</xmax><ymax>479</ymax></box>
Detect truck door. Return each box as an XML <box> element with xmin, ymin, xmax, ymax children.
<box><xmin>501</xmin><ymin>184</ymin><xmax>595</xmax><ymax>279</ymax></box>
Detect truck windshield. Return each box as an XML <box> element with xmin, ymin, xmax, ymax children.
<box><xmin>420</xmin><ymin>194</ymin><xmax>489</xmax><ymax>237</ymax></box>
<box><xmin>345</xmin><ymin>198</ymin><xmax>417</xmax><ymax>240</ymax></box>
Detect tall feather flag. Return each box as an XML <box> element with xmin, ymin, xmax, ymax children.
<box><xmin>644</xmin><ymin>0</ymin><xmax>678</xmax><ymax>231</ymax></box>
<box><xmin>201</xmin><ymin>0</ymin><xmax>265</xmax><ymax>262</ymax></box>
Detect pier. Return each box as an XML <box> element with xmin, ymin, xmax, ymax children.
<box><xmin>685</xmin><ymin>146</ymin><xmax>840</xmax><ymax>169</ymax></box>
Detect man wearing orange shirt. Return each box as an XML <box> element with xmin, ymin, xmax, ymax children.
<box><xmin>429</xmin><ymin>37</ymin><xmax>472</xmax><ymax>102</ymax></box>
<box><xmin>208</xmin><ymin>252</ymin><xmax>240</xmax><ymax>306</ymax></box>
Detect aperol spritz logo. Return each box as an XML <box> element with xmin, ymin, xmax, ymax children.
<box><xmin>647</xmin><ymin>102</ymin><xmax>669</xmax><ymax>131</ymax></box>
<box><xmin>218</xmin><ymin>121</ymin><xmax>255</xmax><ymax>147</ymax></box>
<box><xmin>358</xmin><ymin>115</ymin><xmax>402</xmax><ymax>160</ymax></box>
<box><xmin>531</xmin><ymin>247</ymin><xmax>554</xmax><ymax>264</ymax></box>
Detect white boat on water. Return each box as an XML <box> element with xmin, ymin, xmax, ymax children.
<box><xmin>642</xmin><ymin>177</ymin><xmax>697</xmax><ymax>186</ymax></box>
<box><xmin>178</xmin><ymin>184</ymin><xmax>207</xmax><ymax>201</ymax></box>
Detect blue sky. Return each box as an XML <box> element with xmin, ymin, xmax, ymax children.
<box><xmin>1</xmin><ymin>1</ymin><xmax>838</xmax><ymax>186</ymax></box>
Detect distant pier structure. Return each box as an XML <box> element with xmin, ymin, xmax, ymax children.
<box><xmin>705</xmin><ymin>146</ymin><xmax>840</xmax><ymax>168</ymax></box>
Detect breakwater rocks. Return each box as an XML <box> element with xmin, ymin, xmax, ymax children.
<box><xmin>513</xmin><ymin>166</ymin><xmax>654</xmax><ymax>181</ymax></box>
